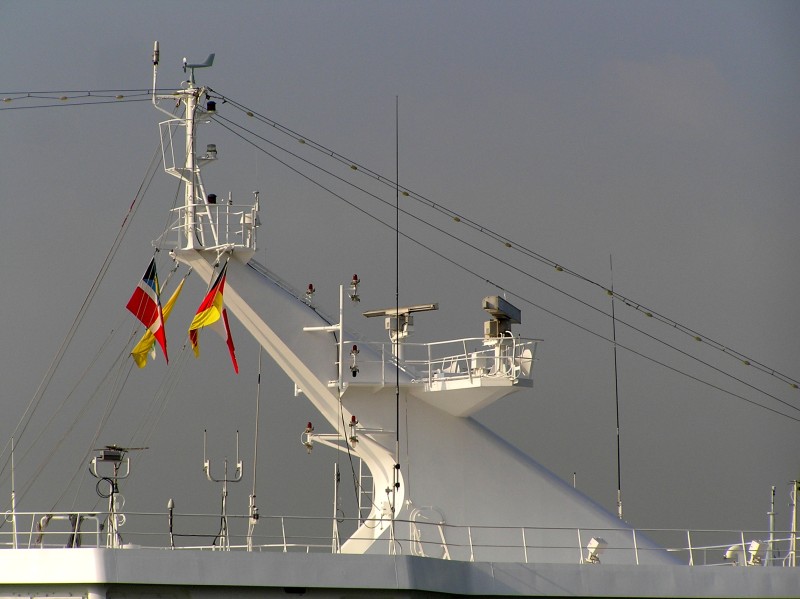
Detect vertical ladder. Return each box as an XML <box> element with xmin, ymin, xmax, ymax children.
<box><xmin>358</xmin><ymin>458</ymin><xmax>374</xmax><ymax>525</ymax></box>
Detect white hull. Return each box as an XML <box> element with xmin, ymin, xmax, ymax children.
<box><xmin>2</xmin><ymin>548</ymin><xmax>797</xmax><ymax>598</ymax></box>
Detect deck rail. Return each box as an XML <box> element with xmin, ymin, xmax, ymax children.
<box><xmin>1</xmin><ymin>510</ymin><xmax>794</xmax><ymax>567</ymax></box>
<box><xmin>348</xmin><ymin>336</ymin><xmax>540</xmax><ymax>388</ymax></box>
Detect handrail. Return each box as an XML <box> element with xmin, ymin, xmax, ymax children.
<box><xmin>169</xmin><ymin>203</ymin><xmax>258</xmax><ymax>250</ymax></box>
<box><xmin>348</xmin><ymin>337</ymin><xmax>540</xmax><ymax>388</ymax></box>
<box><xmin>0</xmin><ymin>510</ymin><xmax>793</xmax><ymax>567</ymax></box>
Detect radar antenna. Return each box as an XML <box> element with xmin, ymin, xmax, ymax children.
<box><xmin>362</xmin><ymin>303</ymin><xmax>438</xmax><ymax>360</ymax></box>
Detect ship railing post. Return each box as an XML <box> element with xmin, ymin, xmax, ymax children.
<box><xmin>281</xmin><ymin>516</ymin><xmax>287</xmax><ymax>553</ymax></box>
<box><xmin>437</xmin><ymin>524</ymin><xmax>451</xmax><ymax>560</ymax></box>
<box><xmin>224</xmin><ymin>202</ymin><xmax>229</xmax><ymax>246</ymax></box>
<box><xmin>468</xmin><ymin>526</ymin><xmax>475</xmax><ymax>562</ymax></box>
<box><xmin>463</xmin><ymin>339</ymin><xmax>473</xmax><ymax>384</ymax></box>
<box><xmin>632</xmin><ymin>528</ymin><xmax>639</xmax><ymax>565</ymax></box>
<box><xmin>577</xmin><ymin>528</ymin><xmax>584</xmax><ymax>564</ymax></box>
<box><xmin>687</xmin><ymin>529</ymin><xmax>694</xmax><ymax>566</ymax></box>
<box><xmin>427</xmin><ymin>343</ymin><xmax>432</xmax><ymax>385</ymax></box>
<box><xmin>740</xmin><ymin>531</ymin><xmax>747</xmax><ymax>566</ymax></box>
<box><xmin>522</xmin><ymin>527</ymin><xmax>528</xmax><ymax>563</ymax></box>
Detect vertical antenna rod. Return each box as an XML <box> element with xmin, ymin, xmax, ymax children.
<box><xmin>392</xmin><ymin>95</ymin><xmax>400</xmax><ymax>549</ymax></box>
<box><xmin>610</xmin><ymin>255</ymin><xmax>623</xmax><ymax>520</ymax></box>
<box><xmin>10</xmin><ymin>438</ymin><xmax>17</xmax><ymax>549</ymax></box>
<box><xmin>247</xmin><ymin>347</ymin><xmax>263</xmax><ymax>551</ymax></box>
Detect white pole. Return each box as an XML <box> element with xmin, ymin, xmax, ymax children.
<box><xmin>184</xmin><ymin>87</ymin><xmax>197</xmax><ymax>249</ymax></box>
<box><xmin>338</xmin><ymin>285</ymin><xmax>343</xmax><ymax>395</ymax></box>
<box><xmin>792</xmin><ymin>481</ymin><xmax>798</xmax><ymax>568</ymax></box>
<box><xmin>10</xmin><ymin>437</ymin><xmax>17</xmax><ymax>550</ymax></box>
<box><xmin>331</xmin><ymin>462</ymin><xmax>340</xmax><ymax>553</ymax></box>
<box><xmin>767</xmin><ymin>485</ymin><xmax>775</xmax><ymax>566</ymax></box>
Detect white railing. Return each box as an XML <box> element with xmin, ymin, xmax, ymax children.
<box><xmin>346</xmin><ymin>336</ymin><xmax>539</xmax><ymax>389</ymax></box>
<box><xmin>1</xmin><ymin>510</ymin><xmax>794</xmax><ymax>567</ymax></box>
<box><xmin>168</xmin><ymin>203</ymin><xmax>258</xmax><ymax>251</ymax></box>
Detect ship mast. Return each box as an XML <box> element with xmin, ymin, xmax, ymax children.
<box><xmin>152</xmin><ymin>43</ymin><xmax>218</xmax><ymax>251</ymax></box>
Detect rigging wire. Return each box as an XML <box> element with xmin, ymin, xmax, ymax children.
<box><xmin>0</xmin><ymin>89</ymin><xmax>175</xmax><ymax>111</ymax></box>
<box><xmin>61</xmin><ymin>287</ymin><xmax>194</xmax><ymax>513</ymax></box>
<box><xmin>0</xmin><ymin>136</ymin><xmax>165</xmax><ymax>487</ymax></box>
<box><xmin>4</xmin><ymin>323</ymin><xmax>131</xmax><ymax>512</ymax></box>
<box><xmin>0</xmin><ymin>97</ymin><xmax>154</xmax><ymax>111</ymax></box>
<box><xmin>221</xmin><ymin>121</ymin><xmax>797</xmax><ymax>421</ymax></box>
<box><xmin>15</xmin><ymin>336</ymin><xmax>134</xmax><ymax>511</ymax></box>
<box><xmin>209</xmin><ymin>91</ymin><xmax>799</xmax><ymax>391</ymax></box>
<box><xmin>11</xmin><ymin>321</ymin><xmax>126</xmax><ymax>472</ymax></box>
<box><xmin>0</xmin><ymin>99</ymin><xmax>182</xmax><ymax>511</ymax></box>
<box><xmin>4</xmin><ymin>83</ymin><xmax>798</xmax><ymax>519</ymax></box>
<box><xmin>206</xmin><ymin>111</ymin><xmax>800</xmax><ymax>420</ymax></box>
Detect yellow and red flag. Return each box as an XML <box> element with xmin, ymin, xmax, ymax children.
<box><xmin>131</xmin><ymin>277</ymin><xmax>185</xmax><ymax>368</ymax></box>
<box><xmin>188</xmin><ymin>262</ymin><xmax>238</xmax><ymax>373</ymax></box>
<box><xmin>126</xmin><ymin>257</ymin><xmax>168</xmax><ymax>364</ymax></box>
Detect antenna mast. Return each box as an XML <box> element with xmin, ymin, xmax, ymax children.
<box><xmin>203</xmin><ymin>430</ymin><xmax>244</xmax><ymax>551</ymax></box>
<box><xmin>393</xmin><ymin>95</ymin><xmax>400</xmax><ymax>551</ymax></box>
<box><xmin>151</xmin><ymin>44</ymin><xmax>217</xmax><ymax>250</ymax></box>
<box><xmin>610</xmin><ymin>255</ymin><xmax>623</xmax><ymax>520</ymax></box>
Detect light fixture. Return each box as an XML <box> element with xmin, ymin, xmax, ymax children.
<box><xmin>748</xmin><ymin>540</ymin><xmax>763</xmax><ymax>565</ymax></box>
<box><xmin>349</xmin><ymin>414</ymin><xmax>359</xmax><ymax>444</ymax></box>
<box><xmin>349</xmin><ymin>274</ymin><xmax>360</xmax><ymax>303</ymax></box>
<box><xmin>305</xmin><ymin>283</ymin><xmax>315</xmax><ymax>305</ymax></box>
<box><xmin>350</xmin><ymin>345</ymin><xmax>359</xmax><ymax>376</ymax></box>
<box><xmin>302</xmin><ymin>422</ymin><xmax>314</xmax><ymax>454</ymax></box>
<box><xmin>585</xmin><ymin>537</ymin><xmax>607</xmax><ymax>564</ymax></box>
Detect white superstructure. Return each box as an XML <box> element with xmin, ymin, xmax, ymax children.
<box><xmin>0</xmin><ymin>47</ymin><xmax>797</xmax><ymax>598</ymax></box>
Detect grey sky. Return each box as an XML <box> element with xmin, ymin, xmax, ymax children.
<box><xmin>0</xmin><ymin>0</ymin><xmax>798</xmax><ymax>540</ymax></box>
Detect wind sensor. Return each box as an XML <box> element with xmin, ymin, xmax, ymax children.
<box><xmin>183</xmin><ymin>53</ymin><xmax>215</xmax><ymax>84</ymax></box>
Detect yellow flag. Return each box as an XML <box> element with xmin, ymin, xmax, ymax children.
<box><xmin>131</xmin><ymin>278</ymin><xmax>185</xmax><ymax>368</ymax></box>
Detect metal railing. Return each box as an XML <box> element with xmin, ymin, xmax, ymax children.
<box><xmin>168</xmin><ymin>203</ymin><xmax>259</xmax><ymax>251</ymax></box>
<box><xmin>2</xmin><ymin>510</ymin><xmax>794</xmax><ymax>567</ymax></box>
<box><xmin>347</xmin><ymin>336</ymin><xmax>539</xmax><ymax>389</ymax></box>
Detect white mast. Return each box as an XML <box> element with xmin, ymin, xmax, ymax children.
<box><xmin>183</xmin><ymin>79</ymin><xmax>198</xmax><ymax>249</ymax></box>
<box><xmin>152</xmin><ymin>45</ymin><xmax>216</xmax><ymax>251</ymax></box>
